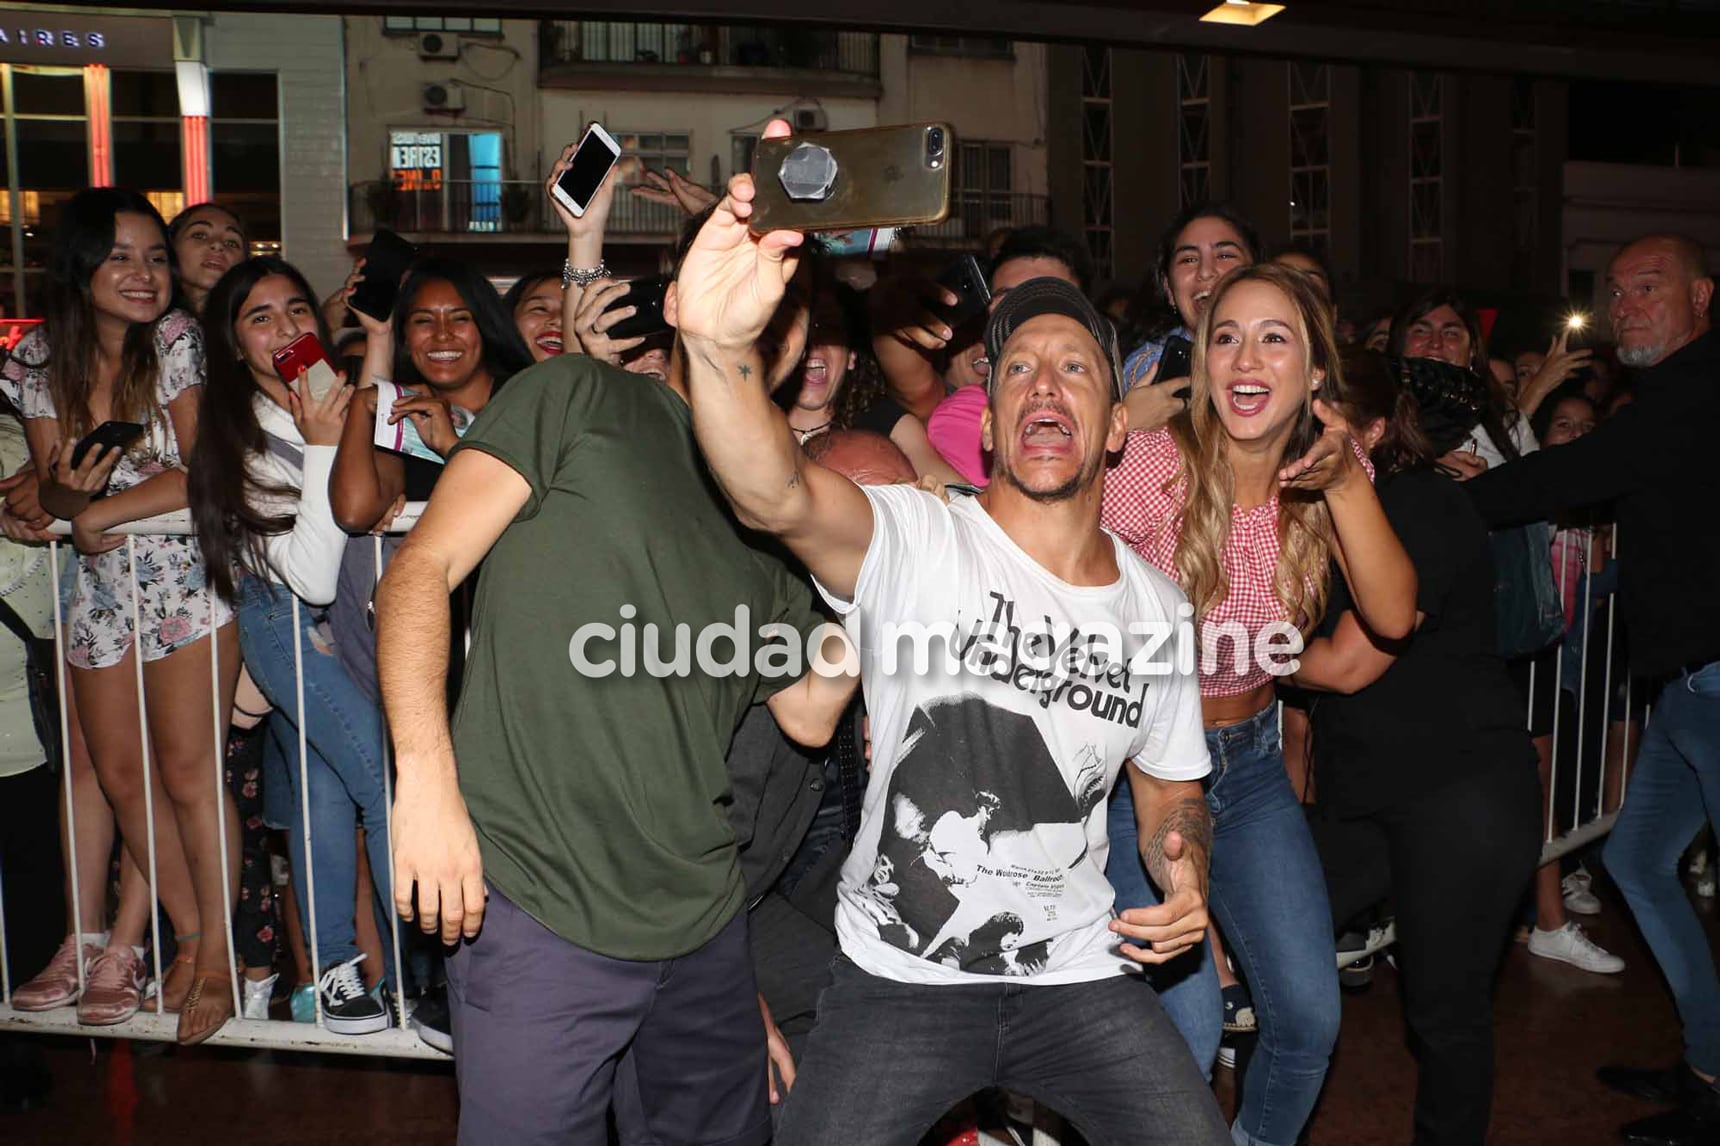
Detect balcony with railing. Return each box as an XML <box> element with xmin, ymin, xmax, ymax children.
<box><xmin>539</xmin><ymin>22</ymin><xmax>881</xmax><ymax>98</ymax></box>
<box><xmin>348</xmin><ymin>178</ymin><xmax>697</xmax><ymax>244</ymax></box>
<box><xmin>915</xmin><ymin>192</ymin><xmax>1050</xmax><ymax>246</ymax></box>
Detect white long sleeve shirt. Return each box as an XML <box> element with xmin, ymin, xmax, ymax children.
<box><xmin>249</xmin><ymin>395</ymin><xmax>348</xmax><ymax>607</ymax></box>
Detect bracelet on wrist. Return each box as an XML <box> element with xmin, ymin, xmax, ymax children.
<box><xmin>562</xmin><ymin>259</ymin><xmax>609</xmax><ymax>289</ymax></box>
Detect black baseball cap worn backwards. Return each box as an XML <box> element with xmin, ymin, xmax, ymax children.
<box><xmin>983</xmin><ymin>277</ymin><xmax>1125</xmax><ymax>401</ymax></box>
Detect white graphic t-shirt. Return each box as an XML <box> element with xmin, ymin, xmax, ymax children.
<box><xmin>817</xmin><ymin>485</ymin><xmax>1210</xmax><ymax>987</ymax></box>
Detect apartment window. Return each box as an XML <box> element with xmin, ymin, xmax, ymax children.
<box><xmin>211</xmin><ymin>72</ymin><xmax>281</xmax><ymax>249</ymax></box>
<box><xmin>110</xmin><ymin>70</ymin><xmax>180</xmax><ymax>205</ymax></box>
<box><xmin>1288</xmin><ymin>62</ymin><xmax>1330</xmax><ymax>258</ymax></box>
<box><xmin>614</xmin><ymin>132</ymin><xmax>691</xmax><ymax>185</ymax></box>
<box><xmin>383</xmin><ymin>17</ymin><xmax>503</xmax><ymax>36</ymax></box>
<box><xmin>907</xmin><ymin>34</ymin><xmax>1013</xmax><ymax>58</ymax></box>
<box><xmin>1409</xmin><ymin>71</ymin><xmax>1444</xmax><ymax>283</ymax></box>
<box><xmin>1511</xmin><ymin>76</ymin><xmax>1537</xmax><ymax>287</ymax></box>
<box><xmin>956</xmin><ymin>141</ymin><xmax>1013</xmax><ymax>237</ymax></box>
<box><xmin>1081</xmin><ymin>44</ymin><xmax>1114</xmax><ymax>280</ymax></box>
<box><xmin>384</xmin><ymin>128</ymin><xmax>506</xmax><ymax>233</ymax></box>
<box><xmin>1178</xmin><ymin>53</ymin><xmax>1211</xmax><ymax>208</ymax></box>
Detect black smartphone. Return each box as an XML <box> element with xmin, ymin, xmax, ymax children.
<box><xmin>934</xmin><ymin>254</ymin><xmax>991</xmax><ymax>326</ymax></box>
<box><xmin>603</xmin><ymin>276</ymin><xmax>673</xmax><ymax>341</ymax></box>
<box><xmin>70</xmin><ymin>420</ymin><xmax>145</xmax><ymax>470</ymax></box>
<box><xmin>348</xmin><ymin>229</ymin><xmax>419</xmax><ymax>322</ymax></box>
<box><xmin>1157</xmin><ymin>334</ymin><xmax>1194</xmax><ymax>399</ymax></box>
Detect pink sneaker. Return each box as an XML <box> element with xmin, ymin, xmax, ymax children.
<box><xmin>12</xmin><ymin>935</ymin><xmax>100</xmax><ymax>1012</ymax></box>
<box><xmin>76</xmin><ymin>945</ymin><xmax>146</xmax><ymax>1026</ymax></box>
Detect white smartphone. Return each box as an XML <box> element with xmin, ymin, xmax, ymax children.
<box><xmin>550</xmin><ymin>123</ymin><xmax>622</xmax><ymax>218</ymax></box>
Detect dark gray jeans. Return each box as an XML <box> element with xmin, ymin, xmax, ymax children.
<box><xmin>776</xmin><ymin>955</ymin><xmax>1231</xmax><ymax>1146</ymax></box>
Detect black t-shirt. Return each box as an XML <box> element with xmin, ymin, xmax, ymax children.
<box><xmin>853</xmin><ymin>395</ymin><xmax>909</xmax><ymax>439</ymax></box>
<box><xmin>1311</xmin><ymin>468</ymin><xmax>1534</xmax><ymax>817</ymax></box>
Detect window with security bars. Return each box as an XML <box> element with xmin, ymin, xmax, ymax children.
<box><xmin>908</xmin><ymin>34</ymin><xmax>1013</xmax><ymax>58</ymax></box>
<box><xmin>1288</xmin><ymin>62</ymin><xmax>1331</xmax><ymax>259</ymax></box>
<box><xmin>613</xmin><ymin>131</ymin><xmax>691</xmax><ymax>185</ymax></box>
<box><xmin>956</xmin><ymin>142</ymin><xmax>1014</xmax><ymax>238</ymax></box>
<box><xmin>1408</xmin><ymin>71</ymin><xmax>1444</xmax><ymax>284</ymax></box>
<box><xmin>1511</xmin><ymin>76</ymin><xmax>1537</xmax><ymax>287</ymax></box>
<box><xmin>383</xmin><ymin>17</ymin><xmax>503</xmax><ymax>35</ymax></box>
<box><xmin>1081</xmin><ymin>44</ymin><xmax>1114</xmax><ymax>281</ymax></box>
<box><xmin>1179</xmin><ymin>54</ymin><xmax>1212</xmax><ymax>208</ymax></box>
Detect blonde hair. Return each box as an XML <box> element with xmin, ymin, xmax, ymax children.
<box><xmin>1165</xmin><ymin>262</ymin><xmax>1343</xmax><ymax>634</ymax></box>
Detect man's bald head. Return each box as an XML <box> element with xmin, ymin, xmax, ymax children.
<box><xmin>804</xmin><ymin>429</ymin><xmax>917</xmax><ymax>487</ymax></box>
<box><xmin>1607</xmin><ymin>233</ymin><xmax>1715</xmax><ymax>368</ymax></box>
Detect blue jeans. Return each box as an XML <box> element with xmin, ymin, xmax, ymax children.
<box><xmin>238</xmin><ymin>578</ymin><xmax>393</xmax><ymax>976</ymax></box>
<box><xmin>1603</xmin><ymin>661</ymin><xmax>1720</xmax><ymax>1075</ymax></box>
<box><xmin>1109</xmin><ymin>705</ymin><xmax>1340</xmax><ymax>1146</ymax></box>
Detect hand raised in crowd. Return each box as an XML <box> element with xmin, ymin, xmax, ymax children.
<box><xmin>1435</xmin><ymin>448</ymin><xmax>1489</xmax><ymax>482</ymax></box>
<box><xmin>545</xmin><ymin>139</ymin><xmax>621</xmax><ymax>239</ymax></box>
<box><xmin>286</xmin><ymin>369</ymin><xmax>355</xmax><ymax>447</ymax></box>
<box><xmin>1111</xmin><ymin>823</ymin><xmax>1210</xmax><ymax>965</ymax></box>
<box><xmin>1121</xmin><ymin>360</ymin><xmax>1189</xmax><ymax>434</ymax></box>
<box><xmin>760</xmin><ymin>994</ymin><xmax>797</xmax><ymax>1105</ymax></box>
<box><xmin>393</xmin><ymin>763</ymin><xmax>487</xmax><ymax>944</ymax></box>
<box><xmin>674</xmin><ymin>120</ymin><xmax>805</xmax><ymax>357</ymax></box>
<box><xmin>571</xmin><ymin>278</ymin><xmax>646</xmax><ymax>365</ymax></box>
<box><xmin>341</xmin><ymin>259</ymin><xmax>393</xmax><ymax>343</ymax></box>
<box><xmin>631</xmin><ymin>167</ymin><xmax>718</xmax><ymax>218</ymax></box>
<box><xmin>323</xmin><ymin>256</ymin><xmax>367</xmax><ymax>334</ymax></box>
<box><xmin>388</xmin><ymin>391</ymin><xmax>461</xmax><ymax>457</ymax></box>
<box><xmin>0</xmin><ymin>467</ymin><xmax>55</xmax><ymax>535</ymax></box>
<box><xmin>1518</xmin><ymin>330</ymin><xmax>1593</xmax><ymax>416</ymax></box>
<box><xmin>869</xmin><ymin>275</ymin><xmax>960</xmax><ymax>353</ymax></box>
<box><xmin>1278</xmin><ymin>399</ymin><xmax>1365</xmax><ymax>493</ymax></box>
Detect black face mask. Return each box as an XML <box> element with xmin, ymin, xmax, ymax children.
<box><xmin>1390</xmin><ymin>355</ymin><xmax>1487</xmax><ymax>456</ymax></box>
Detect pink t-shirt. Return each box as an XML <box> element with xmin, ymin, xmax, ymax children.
<box><xmin>927</xmin><ymin>386</ymin><xmax>989</xmax><ymax>486</ymax></box>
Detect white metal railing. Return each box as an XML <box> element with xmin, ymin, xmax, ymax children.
<box><xmin>0</xmin><ymin>511</ymin><xmax>1643</xmax><ymax>1062</ymax></box>
<box><xmin>0</xmin><ymin>506</ymin><xmax>442</xmax><ymax>1059</ymax></box>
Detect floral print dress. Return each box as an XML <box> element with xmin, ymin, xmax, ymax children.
<box><xmin>0</xmin><ymin>311</ymin><xmax>233</xmax><ymax>669</ymax></box>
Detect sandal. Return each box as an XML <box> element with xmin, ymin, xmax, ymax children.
<box><xmin>176</xmin><ymin>971</ymin><xmax>235</xmax><ymax>1047</ymax></box>
<box><xmin>144</xmin><ymin>953</ymin><xmax>197</xmax><ymax>1014</ymax></box>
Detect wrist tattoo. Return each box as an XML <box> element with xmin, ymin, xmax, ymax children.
<box><xmin>1144</xmin><ymin>795</ymin><xmax>1212</xmax><ymax>892</ymax></box>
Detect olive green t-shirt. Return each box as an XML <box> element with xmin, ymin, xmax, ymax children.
<box><xmin>448</xmin><ymin>356</ymin><xmax>822</xmax><ymax>960</ymax></box>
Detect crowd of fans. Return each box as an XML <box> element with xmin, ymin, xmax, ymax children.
<box><xmin>0</xmin><ymin>113</ymin><xmax>1714</xmax><ymax>1146</ymax></box>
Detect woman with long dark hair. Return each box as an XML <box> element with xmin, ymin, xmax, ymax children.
<box><xmin>1102</xmin><ymin>263</ymin><xmax>1417</xmax><ymax>1146</ymax></box>
<box><xmin>168</xmin><ymin>202</ymin><xmax>246</xmax><ymax>316</ymax></box>
<box><xmin>1293</xmin><ymin>351</ymin><xmax>1541</xmax><ymax>1144</ymax></box>
<box><xmin>0</xmin><ymin>187</ymin><xmax>239</xmax><ymax>1044</ymax></box>
<box><xmin>1121</xmin><ymin>201</ymin><xmax>1261</xmax><ymax>392</ymax></box>
<box><xmin>503</xmin><ymin>269</ymin><xmax>565</xmax><ymax>362</ymax></box>
<box><xmin>330</xmin><ymin>256</ymin><xmax>533</xmax><ymax>531</ymax></box>
<box><xmin>188</xmin><ymin>255</ymin><xmax>397</xmax><ymax>1036</ymax></box>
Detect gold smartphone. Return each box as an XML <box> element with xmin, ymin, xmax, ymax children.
<box><xmin>749</xmin><ymin>123</ymin><xmax>954</xmax><ymax>234</ymax></box>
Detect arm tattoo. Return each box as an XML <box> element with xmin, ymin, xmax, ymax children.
<box><xmin>1143</xmin><ymin>795</ymin><xmax>1212</xmax><ymax>894</ymax></box>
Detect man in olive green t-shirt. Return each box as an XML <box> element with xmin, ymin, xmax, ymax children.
<box><xmin>375</xmin><ymin>350</ymin><xmax>853</xmax><ymax>1146</ymax></box>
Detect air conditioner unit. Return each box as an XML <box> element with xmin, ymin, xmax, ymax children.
<box><xmin>792</xmin><ymin>107</ymin><xmax>829</xmax><ymax>133</ymax></box>
<box><xmin>417</xmin><ymin>31</ymin><xmax>459</xmax><ymax>60</ymax></box>
<box><xmin>422</xmin><ymin>81</ymin><xmax>465</xmax><ymax>114</ymax></box>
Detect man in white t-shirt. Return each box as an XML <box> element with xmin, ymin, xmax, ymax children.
<box><xmin>672</xmin><ymin>120</ymin><xmax>1229</xmax><ymax>1145</ymax></box>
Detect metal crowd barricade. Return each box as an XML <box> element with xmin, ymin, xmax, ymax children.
<box><xmin>0</xmin><ymin>506</ymin><xmax>443</xmax><ymax>1059</ymax></box>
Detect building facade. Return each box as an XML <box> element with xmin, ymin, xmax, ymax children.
<box><xmin>0</xmin><ymin>5</ymin><xmax>346</xmax><ymax>317</ymax></box>
<box><xmin>342</xmin><ymin>19</ymin><xmax>1050</xmax><ymax>279</ymax></box>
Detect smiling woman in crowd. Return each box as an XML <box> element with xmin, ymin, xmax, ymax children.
<box><xmin>1103</xmin><ymin>262</ymin><xmax>1416</xmax><ymax>1146</ymax></box>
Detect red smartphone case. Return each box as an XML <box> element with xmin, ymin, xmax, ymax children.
<box><xmin>272</xmin><ymin>333</ymin><xmax>331</xmax><ymax>381</ymax></box>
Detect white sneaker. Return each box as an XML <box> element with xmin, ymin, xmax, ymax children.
<box><xmin>241</xmin><ymin>972</ymin><xmax>279</xmax><ymax>1020</ymax></box>
<box><xmin>1562</xmin><ymin>871</ymin><xmax>1603</xmax><ymax>916</ymax></box>
<box><xmin>1528</xmin><ymin>922</ymin><xmax>1624</xmax><ymax>974</ymax></box>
